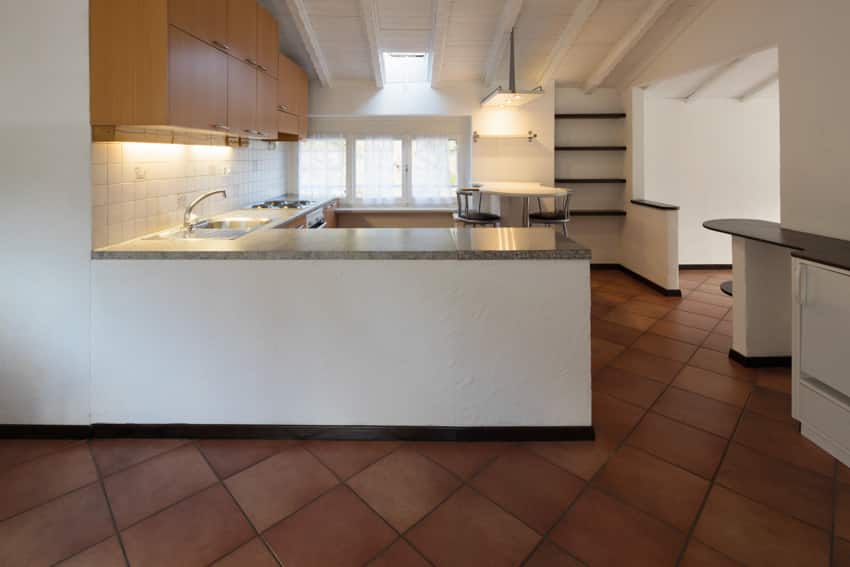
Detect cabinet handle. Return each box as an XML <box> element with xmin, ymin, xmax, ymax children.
<box><xmin>798</xmin><ymin>264</ymin><xmax>808</xmax><ymax>306</ymax></box>
<box><xmin>258</xmin><ymin>64</ymin><xmax>269</xmax><ymax>72</ymax></box>
<box><xmin>211</xmin><ymin>124</ymin><xmax>231</xmax><ymax>131</ymax></box>
<box><xmin>245</xmin><ymin>58</ymin><xmax>259</xmax><ymax>68</ymax></box>
<box><xmin>278</xmin><ymin>104</ymin><xmax>289</xmax><ymax>112</ymax></box>
<box><xmin>211</xmin><ymin>40</ymin><xmax>231</xmax><ymax>52</ymax></box>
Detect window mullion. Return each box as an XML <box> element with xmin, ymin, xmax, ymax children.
<box><xmin>403</xmin><ymin>135</ymin><xmax>412</xmax><ymax>206</ymax></box>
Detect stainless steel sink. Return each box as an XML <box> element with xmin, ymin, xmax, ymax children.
<box><xmin>143</xmin><ymin>217</ymin><xmax>272</xmax><ymax>240</ymax></box>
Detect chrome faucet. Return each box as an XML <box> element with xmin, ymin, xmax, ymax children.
<box><xmin>184</xmin><ymin>189</ymin><xmax>227</xmax><ymax>232</ymax></box>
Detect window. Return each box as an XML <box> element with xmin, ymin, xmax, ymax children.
<box><xmin>355</xmin><ymin>138</ymin><xmax>403</xmax><ymax>203</ymax></box>
<box><xmin>383</xmin><ymin>53</ymin><xmax>429</xmax><ymax>83</ymax></box>
<box><xmin>298</xmin><ymin>137</ymin><xmax>346</xmax><ymax>200</ymax></box>
<box><xmin>411</xmin><ymin>138</ymin><xmax>458</xmax><ymax>203</ymax></box>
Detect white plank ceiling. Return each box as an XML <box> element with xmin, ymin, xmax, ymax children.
<box><xmin>264</xmin><ymin>0</ymin><xmax>764</xmax><ymax>93</ymax></box>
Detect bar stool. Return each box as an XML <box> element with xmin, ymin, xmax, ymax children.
<box><xmin>453</xmin><ymin>188</ymin><xmax>501</xmax><ymax>228</ymax></box>
<box><xmin>528</xmin><ymin>192</ymin><xmax>572</xmax><ymax>236</ymax></box>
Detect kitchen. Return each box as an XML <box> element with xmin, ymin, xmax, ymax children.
<box><xmin>3</xmin><ymin>0</ymin><xmax>850</xmax><ymax>565</ymax></box>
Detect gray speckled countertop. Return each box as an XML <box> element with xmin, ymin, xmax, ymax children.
<box><xmin>92</xmin><ymin>204</ymin><xmax>591</xmax><ymax>261</ymax></box>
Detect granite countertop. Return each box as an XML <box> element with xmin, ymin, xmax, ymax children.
<box><xmin>93</xmin><ymin>224</ymin><xmax>591</xmax><ymax>261</ymax></box>
<box><xmin>703</xmin><ymin>219</ymin><xmax>850</xmax><ymax>272</ymax></box>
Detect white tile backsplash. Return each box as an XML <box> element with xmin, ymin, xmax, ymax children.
<box><xmin>91</xmin><ymin>141</ymin><xmax>287</xmax><ymax>247</ymax></box>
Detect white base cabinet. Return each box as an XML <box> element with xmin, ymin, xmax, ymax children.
<box><xmin>792</xmin><ymin>258</ymin><xmax>850</xmax><ymax>466</ymax></box>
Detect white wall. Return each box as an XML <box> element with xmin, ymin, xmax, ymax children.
<box><xmin>644</xmin><ymin>97</ymin><xmax>780</xmax><ymax>264</ymax></box>
<box><xmin>777</xmin><ymin>0</ymin><xmax>850</xmax><ymax>241</ymax></box>
<box><xmin>0</xmin><ymin>0</ymin><xmax>92</xmax><ymax>424</ymax></box>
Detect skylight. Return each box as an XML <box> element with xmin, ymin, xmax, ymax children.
<box><xmin>383</xmin><ymin>52</ymin><xmax>429</xmax><ymax>84</ymax></box>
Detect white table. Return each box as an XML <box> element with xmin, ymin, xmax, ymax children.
<box><xmin>476</xmin><ymin>182</ymin><xmax>569</xmax><ymax>227</ymax></box>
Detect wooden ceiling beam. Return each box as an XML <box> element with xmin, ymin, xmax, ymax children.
<box><xmin>360</xmin><ymin>0</ymin><xmax>384</xmax><ymax>88</ymax></box>
<box><xmin>537</xmin><ymin>0</ymin><xmax>599</xmax><ymax>86</ymax></box>
<box><xmin>284</xmin><ymin>0</ymin><xmax>333</xmax><ymax>87</ymax></box>
<box><xmin>682</xmin><ymin>57</ymin><xmax>743</xmax><ymax>102</ymax></box>
<box><xmin>483</xmin><ymin>0</ymin><xmax>524</xmax><ymax>86</ymax></box>
<box><xmin>584</xmin><ymin>0</ymin><xmax>675</xmax><ymax>93</ymax></box>
<box><xmin>429</xmin><ymin>0</ymin><xmax>452</xmax><ymax>87</ymax></box>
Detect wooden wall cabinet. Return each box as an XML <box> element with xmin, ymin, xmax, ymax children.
<box><xmin>277</xmin><ymin>53</ymin><xmax>309</xmax><ymax>139</ymax></box>
<box><xmin>226</xmin><ymin>0</ymin><xmax>257</xmax><ymax>64</ymax></box>
<box><xmin>168</xmin><ymin>0</ymin><xmax>228</xmax><ymax>50</ymax></box>
<box><xmin>256</xmin><ymin>4</ymin><xmax>279</xmax><ymax>77</ymax></box>
<box><xmin>168</xmin><ymin>27</ymin><xmax>228</xmax><ymax>132</ymax></box>
<box><xmin>256</xmin><ymin>72</ymin><xmax>278</xmax><ymax>139</ymax></box>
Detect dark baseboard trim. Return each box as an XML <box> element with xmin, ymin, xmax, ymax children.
<box><xmin>0</xmin><ymin>425</ymin><xmax>92</xmax><ymax>439</ymax></box>
<box><xmin>728</xmin><ymin>349</ymin><xmax>792</xmax><ymax>368</ymax></box>
<box><xmin>591</xmin><ymin>263</ymin><xmax>681</xmax><ymax>296</ymax></box>
<box><xmin>679</xmin><ymin>264</ymin><xmax>733</xmax><ymax>270</ymax></box>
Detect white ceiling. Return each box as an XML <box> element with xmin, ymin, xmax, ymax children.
<box><xmin>263</xmin><ymin>0</ymin><xmax>765</xmax><ymax>93</ymax></box>
<box><xmin>647</xmin><ymin>47</ymin><xmax>779</xmax><ymax>100</ymax></box>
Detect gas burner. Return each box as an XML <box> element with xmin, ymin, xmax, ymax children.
<box><xmin>251</xmin><ymin>199</ymin><xmax>314</xmax><ymax>209</ymax></box>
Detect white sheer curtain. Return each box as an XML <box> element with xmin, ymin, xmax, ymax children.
<box><xmin>411</xmin><ymin>137</ymin><xmax>457</xmax><ymax>204</ymax></box>
<box><xmin>354</xmin><ymin>137</ymin><xmax>403</xmax><ymax>204</ymax></box>
<box><xmin>298</xmin><ymin>136</ymin><xmax>346</xmax><ymax>201</ymax></box>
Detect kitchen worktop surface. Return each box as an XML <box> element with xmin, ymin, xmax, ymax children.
<box><xmin>93</xmin><ymin>224</ymin><xmax>591</xmax><ymax>260</ymax></box>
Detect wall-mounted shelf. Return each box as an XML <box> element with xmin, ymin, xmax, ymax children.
<box><xmin>571</xmin><ymin>210</ymin><xmax>627</xmax><ymax>216</ymax></box>
<box><xmin>555</xmin><ymin>113</ymin><xmax>626</xmax><ymax>119</ymax></box>
<box><xmin>473</xmin><ymin>130</ymin><xmax>537</xmax><ymax>143</ymax></box>
<box><xmin>555</xmin><ymin>146</ymin><xmax>626</xmax><ymax>151</ymax></box>
<box><xmin>556</xmin><ymin>178</ymin><xmax>627</xmax><ymax>184</ymax></box>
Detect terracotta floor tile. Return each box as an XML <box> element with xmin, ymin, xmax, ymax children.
<box><xmin>610</xmin><ymin>348</ymin><xmax>685</xmax><ymax>384</ymax></box>
<box><xmin>303</xmin><ymin>440</ymin><xmax>401</xmax><ymax>479</ymax></box>
<box><xmin>679</xmin><ymin>540</ymin><xmax>739</xmax><ymax>566</ymax></box>
<box><xmin>634</xmin><ymin>293</ymin><xmax>684</xmax><ymax>307</ymax></box>
<box><xmin>0</xmin><ymin>439</ymin><xmax>82</xmax><ymax>474</ymax></box>
<box><xmin>591</xmin><ymin>301</ymin><xmax>613</xmax><ymax>318</ymax></box>
<box><xmin>264</xmin><ymin>485</ymin><xmax>395</xmax><ymax>567</ymax></box>
<box><xmin>592</xmin><ymin>290</ymin><xmax>631</xmax><ymax>306</ymax></box>
<box><xmin>592</xmin><ymin>392</ymin><xmax>646</xmax><ymax>443</ymax></box>
<box><xmin>0</xmin><ymin>444</ymin><xmax>98</xmax><ymax>521</ymax></box>
<box><xmin>694</xmin><ymin>485</ymin><xmax>830</xmax><ymax>566</ymax></box>
<box><xmin>407</xmin><ymin>487</ymin><xmax>540</xmax><ymax>567</ymax></box>
<box><xmin>348</xmin><ymin>448</ymin><xmax>460</xmax><ymax>532</ymax></box>
<box><xmin>633</xmin><ymin>333</ymin><xmax>699</xmax><ymax>362</ymax></box>
<box><xmin>57</xmin><ymin>536</ymin><xmax>125</xmax><ymax>567</ymax></box>
<box><xmin>702</xmin><ymin>332</ymin><xmax>732</xmax><ymax>354</ymax></box>
<box><xmin>593</xmin><ymin>366</ymin><xmax>667</xmax><ymax>408</ymax></box>
<box><xmin>835</xmin><ymin>537</ymin><xmax>850</xmax><ymax>567</ymax></box>
<box><xmin>104</xmin><ymin>444</ymin><xmax>218</xmax><ymax>529</ymax></box>
<box><xmin>0</xmin><ymin>483</ymin><xmax>114</xmax><ymax>567</ymax></box>
<box><xmin>724</xmin><ymin>309</ymin><xmax>733</xmax><ymax>321</ymax></box>
<box><xmin>649</xmin><ymin>320</ymin><xmax>710</xmax><ymax>346</ymax></box>
<box><xmin>591</xmin><ymin>337</ymin><xmax>625</xmax><ymax>371</ymax></box>
<box><xmin>413</xmin><ymin>442</ymin><xmax>508</xmax><ymax>480</ymax></box>
<box><xmin>198</xmin><ymin>439</ymin><xmax>298</xmax><ymax>479</ymax></box>
<box><xmin>211</xmin><ymin>538</ymin><xmax>278</xmax><ymax>567</ymax></box>
<box><xmin>746</xmin><ymin>388</ymin><xmax>793</xmax><ymax>423</ymax></box>
<box><xmin>756</xmin><ymin>367</ymin><xmax>792</xmax><ymax>394</ymax></box>
<box><xmin>367</xmin><ymin>539</ymin><xmax>430</xmax><ymax>567</ymax></box>
<box><xmin>225</xmin><ymin>445</ymin><xmax>338</xmax><ymax>531</ymax></box>
<box><xmin>696</xmin><ymin>283</ymin><xmax>729</xmax><ymax>297</ymax></box>
<box><xmin>627</xmin><ymin>412</ymin><xmax>727</xmax><ymax>479</ymax></box>
<box><xmin>525</xmin><ymin>433</ymin><xmax>617</xmax><ymax>480</ymax></box>
<box><xmin>664</xmin><ymin>310</ymin><xmax>721</xmax><ymax>331</ymax></box>
<box><xmin>713</xmin><ymin>320</ymin><xmax>734</xmax><ymax>337</ymax></box>
<box><xmin>602</xmin><ymin>307</ymin><xmax>658</xmax><ymax>331</ymax></box>
<box><xmin>686</xmin><ymin>291</ymin><xmax>733</xmax><ymax>308</ymax></box>
<box><xmin>90</xmin><ymin>438</ymin><xmax>189</xmax><ymax>477</ymax></box>
<box><xmin>620</xmin><ymin>300</ymin><xmax>673</xmax><ymax>319</ymax></box>
<box><xmin>689</xmin><ymin>349</ymin><xmax>756</xmax><ymax>382</ymax></box>
<box><xmin>677</xmin><ymin>299</ymin><xmax>729</xmax><ymax>319</ymax></box>
<box><xmin>524</xmin><ymin>540</ymin><xmax>583</xmax><ymax>567</ymax></box>
<box><xmin>673</xmin><ymin>366</ymin><xmax>753</xmax><ymax>407</ymax></box>
<box><xmin>121</xmin><ymin>485</ymin><xmax>254</xmax><ymax>567</ymax></box>
<box><xmin>591</xmin><ymin>317</ymin><xmax>644</xmax><ymax>346</ymax></box>
<box><xmin>593</xmin><ymin>446</ymin><xmax>709</xmax><ymax>531</ymax></box>
<box><xmin>837</xmin><ymin>482</ymin><xmax>850</xmax><ymax>541</ymax></box>
<box><xmin>653</xmin><ymin>387</ymin><xmax>742</xmax><ymax>438</ymax></box>
<box><xmin>550</xmin><ymin>487</ymin><xmax>685</xmax><ymax>567</ymax></box>
<box><xmin>471</xmin><ymin>448</ymin><xmax>584</xmax><ymax>533</ymax></box>
<box><xmin>716</xmin><ymin>443</ymin><xmax>833</xmax><ymax>530</ymax></box>
<box><xmin>734</xmin><ymin>413</ymin><xmax>834</xmax><ymax>477</ymax></box>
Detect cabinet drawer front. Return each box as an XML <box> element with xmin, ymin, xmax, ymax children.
<box><xmin>801</xmin><ymin>264</ymin><xmax>850</xmax><ymax>397</ymax></box>
<box><xmin>799</xmin><ymin>379</ymin><xmax>850</xmax><ymax>452</ymax></box>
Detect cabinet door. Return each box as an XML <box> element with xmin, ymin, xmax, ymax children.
<box><xmin>800</xmin><ymin>263</ymin><xmax>850</xmax><ymax>397</ymax></box>
<box><xmin>323</xmin><ymin>200</ymin><xmax>337</xmax><ymax>228</ymax></box>
<box><xmin>227</xmin><ymin>0</ymin><xmax>257</xmax><ymax>64</ymax></box>
<box><xmin>256</xmin><ymin>72</ymin><xmax>278</xmax><ymax>139</ymax></box>
<box><xmin>294</xmin><ymin>65</ymin><xmax>309</xmax><ymax>116</ymax></box>
<box><xmin>297</xmin><ymin>115</ymin><xmax>309</xmax><ymax>139</ymax></box>
<box><xmin>168</xmin><ymin>0</ymin><xmax>227</xmax><ymax>49</ymax></box>
<box><xmin>228</xmin><ymin>57</ymin><xmax>257</xmax><ymax>136</ymax></box>
<box><xmin>277</xmin><ymin>111</ymin><xmax>298</xmax><ymax>136</ymax></box>
<box><xmin>169</xmin><ymin>27</ymin><xmax>228</xmax><ymax>132</ymax></box>
<box><xmin>256</xmin><ymin>3</ymin><xmax>278</xmax><ymax>77</ymax></box>
<box><xmin>276</xmin><ymin>54</ymin><xmax>298</xmax><ymax>113</ymax></box>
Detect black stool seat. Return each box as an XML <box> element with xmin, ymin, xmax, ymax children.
<box><xmin>529</xmin><ymin>211</ymin><xmax>567</xmax><ymax>222</ymax></box>
<box><xmin>456</xmin><ymin>211</ymin><xmax>500</xmax><ymax>222</ymax></box>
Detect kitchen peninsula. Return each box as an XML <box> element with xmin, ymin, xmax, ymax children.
<box><xmin>92</xmin><ymin>223</ymin><xmax>593</xmax><ymax>440</ymax></box>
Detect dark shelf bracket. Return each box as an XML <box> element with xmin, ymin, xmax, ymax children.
<box><xmin>556</xmin><ymin>178</ymin><xmax>626</xmax><ymax>184</ymax></box>
<box><xmin>555</xmin><ymin>113</ymin><xmax>626</xmax><ymax>119</ymax></box>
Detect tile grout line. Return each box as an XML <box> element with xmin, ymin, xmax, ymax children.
<box><xmin>90</xmin><ymin>438</ymin><xmax>194</xmax><ymax>478</ymax></box>
<box><xmin>88</xmin><ymin>444</ymin><xmax>132</xmax><ymax>567</ymax></box>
